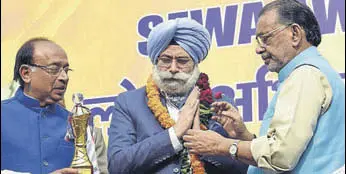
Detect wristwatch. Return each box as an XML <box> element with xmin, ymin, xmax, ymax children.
<box><xmin>229</xmin><ymin>140</ymin><xmax>240</xmax><ymax>160</ymax></box>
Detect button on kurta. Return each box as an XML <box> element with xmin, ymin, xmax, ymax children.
<box><xmin>173</xmin><ymin>167</ymin><xmax>179</xmax><ymax>173</ymax></box>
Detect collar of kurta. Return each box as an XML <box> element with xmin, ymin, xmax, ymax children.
<box><xmin>278</xmin><ymin>46</ymin><xmax>319</xmax><ymax>83</ymax></box>
<box><xmin>15</xmin><ymin>87</ymin><xmax>57</xmax><ymax>113</ymax></box>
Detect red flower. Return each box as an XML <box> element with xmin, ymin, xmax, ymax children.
<box><xmin>214</xmin><ymin>92</ymin><xmax>222</xmax><ymax>99</ymax></box>
<box><xmin>197</xmin><ymin>73</ymin><xmax>211</xmax><ymax>90</ymax></box>
<box><xmin>199</xmin><ymin>73</ymin><xmax>209</xmax><ymax>82</ymax></box>
<box><xmin>200</xmin><ymin>89</ymin><xmax>212</xmax><ymax>97</ymax></box>
<box><xmin>205</xmin><ymin>96</ymin><xmax>213</xmax><ymax>104</ymax></box>
<box><xmin>200</xmin><ymin>96</ymin><xmax>213</xmax><ymax>105</ymax></box>
<box><xmin>200</xmin><ymin>89</ymin><xmax>213</xmax><ymax>104</ymax></box>
<box><xmin>197</xmin><ymin>73</ymin><xmax>215</xmax><ymax>105</ymax></box>
<box><xmin>202</xmin><ymin>82</ymin><xmax>210</xmax><ymax>90</ymax></box>
<box><xmin>196</xmin><ymin>79</ymin><xmax>203</xmax><ymax>86</ymax></box>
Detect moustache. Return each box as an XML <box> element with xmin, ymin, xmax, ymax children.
<box><xmin>158</xmin><ymin>71</ymin><xmax>191</xmax><ymax>82</ymax></box>
<box><xmin>261</xmin><ymin>53</ymin><xmax>271</xmax><ymax>60</ymax></box>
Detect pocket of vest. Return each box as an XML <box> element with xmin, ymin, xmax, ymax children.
<box><xmin>56</xmin><ymin>140</ymin><xmax>75</xmax><ymax>165</ymax></box>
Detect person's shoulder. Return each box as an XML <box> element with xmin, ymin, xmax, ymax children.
<box><xmin>1</xmin><ymin>96</ymin><xmax>19</xmax><ymax>108</ymax></box>
<box><xmin>295</xmin><ymin>64</ymin><xmax>320</xmax><ymax>72</ymax></box>
<box><xmin>292</xmin><ymin>65</ymin><xmax>325</xmax><ymax>80</ymax></box>
<box><xmin>114</xmin><ymin>87</ymin><xmax>148</xmax><ymax>110</ymax></box>
<box><xmin>1</xmin><ymin>97</ymin><xmax>21</xmax><ymax>121</ymax></box>
<box><xmin>116</xmin><ymin>86</ymin><xmax>146</xmax><ymax>100</ymax></box>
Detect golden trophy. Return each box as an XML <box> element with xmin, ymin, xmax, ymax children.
<box><xmin>70</xmin><ymin>93</ymin><xmax>93</xmax><ymax>174</ymax></box>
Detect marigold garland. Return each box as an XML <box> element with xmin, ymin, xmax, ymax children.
<box><xmin>146</xmin><ymin>75</ymin><xmax>175</xmax><ymax>129</ymax></box>
<box><xmin>146</xmin><ymin>74</ymin><xmax>214</xmax><ymax>174</ymax></box>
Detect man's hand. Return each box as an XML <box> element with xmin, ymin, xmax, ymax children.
<box><xmin>50</xmin><ymin>168</ymin><xmax>79</xmax><ymax>174</ymax></box>
<box><xmin>192</xmin><ymin>102</ymin><xmax>201</xmax><ymax>130</ymax></box>
<box><xmin>211</xmin><ymin>101</ymin><xmax>253</xmax><ymax>141</ymax></box>
<box><xmin>183</xmin><ymin>129</ymin><xmax>232</xmax><ymax>156</ymax></box>
<box><xmin>173</xmin><ymin>86</ymin><xmax>200</xmax><ymax>138</ymax></box>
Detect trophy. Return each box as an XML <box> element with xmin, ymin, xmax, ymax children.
<box><xmin>70</xmin><ymin>93</ymin><xmax>93</xmax><ymax>174</ymax></box>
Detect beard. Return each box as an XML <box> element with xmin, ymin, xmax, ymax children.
<box><xmin>152</xmin><ymin>65</ymin><xmax>200</xmax><ymax>96</ymax></box>
<box><xmin>262</xmin><ymin>52</ymin><xmax>286</xmax><ymax>73</ymax></box>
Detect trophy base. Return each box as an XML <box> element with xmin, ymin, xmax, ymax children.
<box><xmin>72</xmin><ymin>167</ymin><xmax>93</xmax><ymax>174</ymax></box>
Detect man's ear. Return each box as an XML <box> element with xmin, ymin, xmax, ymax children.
<box><xmin>19</xmin><ymin>65</ymin><xmax>32</xmax><ymax>84</ymax></box>
<box><xmin>291</xmin><ymin>23</ymin><xmax>304</xmax><ymax>47</ymax></box>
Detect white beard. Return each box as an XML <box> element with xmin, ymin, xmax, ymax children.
<box><xmin>152</xmin><ymin>65</ymin><xmax>200</xmax><ymax>96</ymax></box>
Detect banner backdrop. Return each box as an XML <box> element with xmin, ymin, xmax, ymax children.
<box><xmin>2</xmin><ymin>0</ymin><xmax>345</xmax><ymax>145</ymax></box>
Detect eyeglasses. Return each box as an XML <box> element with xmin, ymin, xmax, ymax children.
<box><xmin>256</xmin><ymin>23</ymin><xmax>293</xmax><ymax>47</ymax></box>
<box><xmin>157</xmin><ymin>56</ymin><xmax>194</xmax><ymax>69</ymax></box>
<box><xmin>28</xmin><ymin>63</ymin><xmax>73</xmax><ymax>76</ymax></box>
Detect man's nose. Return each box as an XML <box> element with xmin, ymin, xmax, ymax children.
<box><xmin>168</xmin><ymin>61</ymin><xmax>179</xmax><ymax>74</ymax></box>
<box><xmin>57</xmin><ymin>69</ymin><xmax>69</xmax><ymax>82</ymax></box>
<box><xmin>255</xmin><ymin>46</ymin><xmax>266</xmax><ymax>55</ymax></box>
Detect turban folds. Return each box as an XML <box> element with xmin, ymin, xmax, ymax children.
<box><xmin>147</xmin><ymin>18</ymin><xmax>211</xmax><ymax>64</ymax></box>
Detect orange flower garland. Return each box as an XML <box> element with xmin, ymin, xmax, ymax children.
<box><xmin>146</xmin><ymin>75</ymin><xmax>206</xmax><ymax>174</ymax></box>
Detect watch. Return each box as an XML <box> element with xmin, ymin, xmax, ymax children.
<box><xmin>229</xmin><ymin>140</ymin><xmax>240</xmax><ymax>160</ymax></box>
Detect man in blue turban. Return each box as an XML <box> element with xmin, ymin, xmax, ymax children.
<box><xmin>107</xmin><ymin>18</ymin><xmax>248</xmax><ymax>174</ymax></box>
